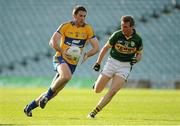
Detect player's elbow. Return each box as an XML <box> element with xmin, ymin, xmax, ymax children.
<box><xmin>91</xmin><ymin>39</ymin><xmax>100</xmax><ymax>54</ymax></box>
<box><xmin>95</xmin><ymin>46</ymin><xmax>99</xmax><ymax>54</ymax></box>
<box><xmin>49</xmin><ymin>40</ymin><xmax>53</xmax><ymax>47</ymax></box>
<box><xmin>49</xmin><ymin>40</ymin><xmax>56</xmax><ymax>49</ymax></box>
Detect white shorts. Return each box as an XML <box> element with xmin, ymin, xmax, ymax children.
<box><xmin>102</xmin><ymin>57</ymin><xmax>131</xmax><ymax>80</ymax></box>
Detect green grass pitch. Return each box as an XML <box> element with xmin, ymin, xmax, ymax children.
<box><xmin>0</xmin><ymin>88</ymin><xmax>180</xmax><ymax>125</ymax></box>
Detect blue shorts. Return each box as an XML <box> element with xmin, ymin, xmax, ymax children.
<box><xmin>53</xmin><ymin>56</ymin><xmax>77</xmax><ymax>74</ymax></box>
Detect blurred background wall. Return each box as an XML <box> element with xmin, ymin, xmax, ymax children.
<box><xmin>0</xmin><ymin>0</ymin><xmax>180</xmax><ymax>88</ymax></box>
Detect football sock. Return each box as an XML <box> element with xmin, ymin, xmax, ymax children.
<box><xmin>28</xmin><ymin>100</ymin><xmax>38</xmax><ymax>111</ymax></box>
<box><xmin>45</xmin><ymin>88</ymin><xmax>54</xmax><ymax>100</ymax></box>
<box><xmin>91</xmin><ymin>106</ymin><xmax>102</xmax><ymax>116</ymax></box>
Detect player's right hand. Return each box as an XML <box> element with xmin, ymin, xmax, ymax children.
<box><xmin>63</xmin><ymin>50</ymin><xmax>74</xmax><ymax>60</ymax></box>
<box><xmin>81</xmin><ymin>53</ymin><xmax>88</xmax><ymax>64</ymax></box>
<box><xmin>93</xmin><ymin>63</ymin><xmax>100</xmax><ymax>72</ymax></box>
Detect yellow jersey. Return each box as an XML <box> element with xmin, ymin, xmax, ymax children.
<box><xmin>55</xmin><ymin>21</ymin><xmax>95</xmax><ymax>65</ymax></box>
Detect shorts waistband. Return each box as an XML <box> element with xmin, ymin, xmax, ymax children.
<box><xmin>108</xmin><ymin>57</ymin><xmax>131</xmax><ymax>64</ymax></box>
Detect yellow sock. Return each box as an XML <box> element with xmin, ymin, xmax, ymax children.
<box><xmin>91</xmin><ymin>106</ymin><xmax>102</xmax><ymax>115</ymax></box>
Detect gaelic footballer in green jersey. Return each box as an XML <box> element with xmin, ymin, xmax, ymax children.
<box><xmin>88</xmin><ymin>15</ymin><xmax>143</xmax><ymax>119</ymax></box>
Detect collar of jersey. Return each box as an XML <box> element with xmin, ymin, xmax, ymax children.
<box><xmin>70</xmin><ymin>21</ymin><xmax>86</xmax><ymax>27</ymax></box>
<box><xmin>123</xmin><ymin>29</ymin><xmax>136</xmax><ymax>40</ymax></box>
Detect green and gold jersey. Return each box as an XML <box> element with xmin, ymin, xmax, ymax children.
<box><xmin>108</xmin><ymin>30</ymin><xmax>143</xmax><ymax>62</ymax></box>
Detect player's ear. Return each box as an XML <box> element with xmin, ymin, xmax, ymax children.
<box><xmin>73</xmin><ymin>13</ymin><xmax>77</xmax><ymax>20</ymax></box>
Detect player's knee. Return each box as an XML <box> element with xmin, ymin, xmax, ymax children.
<box><xmin>94</xmin><ymin>88</ymin><xmax>102</xmax><ymax>93</ymax></box>
<box><xmin>61</xmin><ymin>76</ymin><xmax>71</xmax><ymax>83</ymax></box>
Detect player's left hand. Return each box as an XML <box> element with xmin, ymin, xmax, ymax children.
<box><xmin>81</xmin><ymin>53</ymin><xmax>88</xmax><ymax>64</ymax></box>
<box><xmin>130</xmin><ymin>57</ymin><xmax>137</xmax><ymax>65</ymax></box>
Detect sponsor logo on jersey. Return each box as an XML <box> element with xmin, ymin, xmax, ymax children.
<box><xmin>117</xmin><ymin>40</ymin><xmax>123</xmax><ymax>44</ymax></box>
<box><xmin>115</xmin><ymin>43</ymin><xmax>136</xmax><ymax>54</ymax></box>
<box><xmin>72</xmin><ymin>40</ymin><xmax>80</xmax><ymax>44</ymax></box>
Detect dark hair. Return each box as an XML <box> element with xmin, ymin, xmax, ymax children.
<box><xmin>73</xmin><ymin>5</ymin><xmax>87</xmax><ymax>15</ymax></box>
<box><xmin>121</xmin><ymin>15</ymin><xmax>135</xmax><ymax>27</ymax></box>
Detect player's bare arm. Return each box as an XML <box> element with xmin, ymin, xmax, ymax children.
<box><xmin>82</xmin><ymin>37</ymin><xmax>99</xmax><ymax>63</ymax></box>
<box><xmin>92</xmin><ymin>42</ymin><xmax>111</xmax><ymax>71</ymax></box>
<box><xmin>49</xmin><ymin>32</ymin><xmax>62</xmax><ymax>52</ymax></box>
<box><xmin>96</xmin><ymin>42</ymin><xmax>111</xmax><ymax>64</ymax></box>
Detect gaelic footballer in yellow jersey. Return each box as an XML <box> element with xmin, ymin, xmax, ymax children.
<box><xmin>24</xmin><ymin>5</ymin><xmax>99</xmax><ymax>117</ymax></box>
<box><xmin>55</xmin><ymin>21</ymin><xmax>95</xmax><ymax>65</ymax></box>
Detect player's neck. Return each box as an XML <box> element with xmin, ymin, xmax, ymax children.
<box><xmin>73</xmin><ymin>21</ymin><xmax>85</xmax><ymax>27</ymax></box>
<box><xmin>124</xmin><ymin>30</ymin><xmax>134</xmax><ymax>39</ymax></box>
